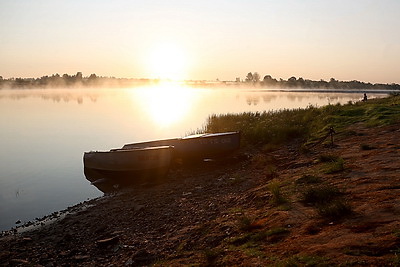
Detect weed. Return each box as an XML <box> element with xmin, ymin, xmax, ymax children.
<box><xmin>277</xmin><ymin>254</ymin><xmax>330</xmax><ymax>266</ymax></box>
<box><xmin>268</xmin><ymin>181</ymin><xmax>288</xmax><ymax>206</ymax></box>
<box><xmin>317</xmin><ymin>199</ymin><xmax>352</xmax><ymax>220</ymax></box>
<box><xmin>317</xmin><ymin>155</ymin><xmax>345</xmax><ymax>174</ymax></box>
<box><xmin>301</xmin><ymin>185</ymin><xmax>341</xmax><ymax>205</ymax></box>
<box><xmin>229</xmin><ymin>227</ymin><xmax>290</xmax><ymax>246</ymax></box>
<box><xmin>238</xmin><ymin>216</ymin><xmax>256</xmax><ymax>231</ymax></box>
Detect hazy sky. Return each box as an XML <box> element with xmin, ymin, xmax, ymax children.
<box><xmin>1</xmin><ymin>0</ymin><xmax>399</xmax><ymax>83</ymax></box>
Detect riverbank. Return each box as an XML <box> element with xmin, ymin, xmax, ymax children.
<box><xmin>1</xmin><ymin>119</ymin><xmax>400</xmax><ymax>266</ymax></box>
<box><xmin>2</xmin><ymin>96</ymin><xmax>400</xmax><ymax>266</ymax></box>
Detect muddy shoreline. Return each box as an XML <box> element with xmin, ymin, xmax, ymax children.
<box><xmin>1</xmin><ymin>122</ymin><xmax>399</xmax><ymax>266</ymax></box>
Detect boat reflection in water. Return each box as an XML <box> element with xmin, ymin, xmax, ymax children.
<box><xmin>83</xmin><ymin>132</ymin><xmax>241</xmax><ymax>193</ymax></box>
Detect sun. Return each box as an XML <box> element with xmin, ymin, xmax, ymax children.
<box><xmin>148</xmin><ymin>43</ymin><xmax>187</xmax><ymax>80</ymax></box>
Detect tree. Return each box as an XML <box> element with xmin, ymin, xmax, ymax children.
<box><xmin>75</xmin><ymin>72</ymin><xmax>83</xmax><ymax>81</ymax></box>
<box><xmin>89</xmin><ymin>73</ymin><xmax>97</xmax><ymax>80</ymax></box>
<box><xmin>245</xmin><ymin>72</ymin><xmax>253</xmax><ymax>82</ymax></box>
<box><xmin>253</xmin><ymin>72</ymin><xmax>260</xmax><ymax>82</ymax></box>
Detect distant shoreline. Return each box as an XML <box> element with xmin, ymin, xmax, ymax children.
<box><xmin>1</xmin><ymin>72</ymin><xmax>399</xmax><ymax>91</ymax></box>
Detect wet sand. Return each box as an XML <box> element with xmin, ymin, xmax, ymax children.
<box><xmin>1</xmin><ymin>122</ymin><xmax>399</xmax><ymax>266</ymax></box>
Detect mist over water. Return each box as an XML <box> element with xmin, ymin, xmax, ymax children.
<box><xmin>0</xmin><ymin>87</ymin><xmax>389</xmax><ymax>231</ymax></box>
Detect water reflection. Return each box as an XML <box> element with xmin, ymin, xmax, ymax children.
<box><xmin>0</xmin><ymin>89</ymin><xmax>100</xmax><ymax>104</ymax></box>
<box><xmin>132</xmin><ymin>85</ymin><xmax>197</xmax><ymax>127</ymax></box>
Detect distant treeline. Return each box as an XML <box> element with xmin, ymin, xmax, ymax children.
<box><xmin>241</xmin><ymin>72</ymin><xmax>400</xmax><ymax>90</ymax></box>
<box><xmin>1</xmin><ymin>72</ymin><xmax>399</xmax><ymax>90</ymax></box>
<box><xmin>0</xmin><ymin>72</ymin><xmax>158</xmax><ymax>89</ymax></box>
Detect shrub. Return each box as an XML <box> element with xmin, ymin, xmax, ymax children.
<box><xmin>317</xmin><ymin>199</ymin><xmax>352</xmax><ymax>220</ymax></box>
<box><xmin>301</xmin><ymin>185</ymin><xmax>341</xmax><ymax>205</ymax></box>
<box><xmin>317</xmin><ymin>155</ymin><xmax>345</xmax><ymax>174</ymax></box>
<box><xmin>295</xmin><ymin>174</ymin><xmax>321</xmax><ymax>185</ymax></box>
<box><xmin>238</xmin><ymin>216</ymin><xmax>259</xmax><ymax>232</ymax></box>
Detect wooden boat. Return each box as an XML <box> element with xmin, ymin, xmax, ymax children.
<box><xmin>83</xmin><ymin>132</ymin><xmax>240</xmax><ymax>191</ymax></box>
<box><xmin>83</xmin><ymin>145</ymin><xmax>174</xmax><ymax>187</ymax></box>
<box><xmin>122</xmin><ymin>131</ymin><xmax>240</xmax><ymax>162</ymax></box>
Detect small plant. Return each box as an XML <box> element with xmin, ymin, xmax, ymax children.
<box><xmin>301</xmin><ymin>185</ymin><xmax>341</xmax><ymax>205</ymax></box>
<box><xmin>317</xmin><ymin>199</ymin><xmax>352</xmax><ymax>220</ymax></box>
<box><xmin>238</xmin><ymin>216</ymin><xmax>256</xmax><ymax>231</ymax></box>
<box><xmin>317</xmin><ymin>155</ymin><xmax>345</xmax><ymax>174</ymax></box>
<box><xmin>268</xmin><ymin>181</ymin><xmax>288</xmax><ymax>206</ymax></box>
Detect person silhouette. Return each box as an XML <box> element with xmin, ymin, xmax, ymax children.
<box><xmin>363</xmin><ymin>93</ymin><xmax>368</xmax><ymax>102</ymax></box>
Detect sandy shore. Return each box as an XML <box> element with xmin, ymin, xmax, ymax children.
<box><xmin>1</xmin><ymin>122</ymin><xmax>399</xmax><ymax>266</ymax></box>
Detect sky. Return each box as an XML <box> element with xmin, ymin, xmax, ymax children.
<box><xmin>1</xmin><ymin>0</ymin><xmax>400</xmax><ymax>83</ymax></box>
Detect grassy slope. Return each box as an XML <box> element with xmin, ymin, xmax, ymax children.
<box><xmin>178</xmin><ymin>95</ymin><xmax>400</xmax><ymax>266</ymax></box>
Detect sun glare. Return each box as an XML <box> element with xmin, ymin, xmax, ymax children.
<box><xmin>134</xmin><ymin>84</ymin><xmax>195</xmax><ymax>127</ymax></box>
<box><xmin>148</xmin><ymin>43</ymin><xmax>187</xmax><ymax>80</ymax></box>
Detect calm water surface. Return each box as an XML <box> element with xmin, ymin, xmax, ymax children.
<box><xmin>0</xmin><ymin>86</ymin><xmax>388</xmax><ymax>230</ymax></box>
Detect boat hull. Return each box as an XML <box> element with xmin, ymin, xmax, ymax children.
<box><xmin>83</xmin><ymin>146</ymin><xmax>173</xmax><ymax>187</ymax></box>
<box><xmin>122</xmin><ymin>131</ymin><xmax>240</xmax><ymax>161</ymax></box>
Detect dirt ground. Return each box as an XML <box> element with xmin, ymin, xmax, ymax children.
<box><xmin>1</xmin><ymin>122</ymin><xmax>399</xmax><ymax>266</ymax></box>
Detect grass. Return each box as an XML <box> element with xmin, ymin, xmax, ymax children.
<box><xmin>268</xmin><ymin>180</ymin><xmax>288</xmax><ymax>206</ymax></box>
<box><xmin>317</xmin><ymin>154</ymin><xmax>345</xmax><ymax>174</ymax></box>
<box><xmin>301</xmin><ymin>184</ymin><xmax>352</xmax><ymax>220</ymax></box>
<box><xmin>323</xmin><ymin>157</ymin><xmax>345</xmax><ymax>174</ymax></box>
<box><xmin>230</xmin><ymin>227</ymin><xmax>290</xmax><ymax>246</ymax></box>
<box><xmin>201</xmin><ymin>95</ymin><xmax>400</xmax><ymax>148</ymax></box>
<box><xmin>316</xmin><ymin>199</ymin><xmax>353</xmax><ymax>220</ymax></box>
<box><xmin>238</xmin><ymin>216</ymin><xmax>254</xmax><ymax>231</ymax></box>
<box><xmin>276</xmin><ymin>254</ymin><xmax>330</xmax><ymax>267</ymax></box>
<box><xmin>301</xmin><ymin>185</ymin><xmax>342</xmax><ymax>205</ymax></box>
